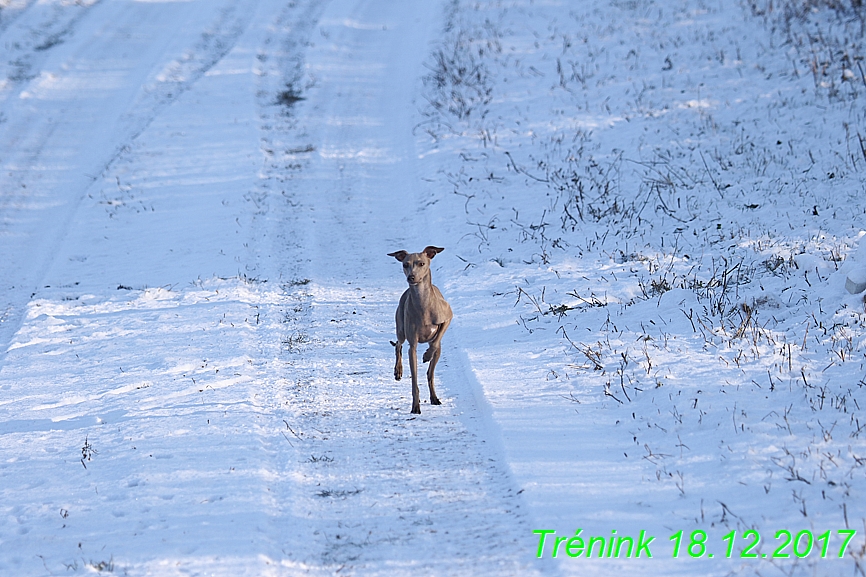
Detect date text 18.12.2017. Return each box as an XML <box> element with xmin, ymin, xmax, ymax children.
<box><xmin>533</xmin><ymin>529</ymin><xmax>858</xmax><ymax>560</ymax></box>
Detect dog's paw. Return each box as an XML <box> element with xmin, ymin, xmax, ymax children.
<box><xmin>394</xmin><ymin>367</ymin><xmax>402</xmax><ymax>381</ymax></box>
<box><xmin>411</xmin><ymin>404</ymin><xmax>421</xmax><ymax>414</ymax></box>
<box><xmin>422</xmin><ymin>348</ymin><xmax>433</xmax><ymax>363</ymax></box>
<box><xmin>431</xmin><ymin>396</ymin><xmax>441</xmax><ymax>406</ymax></box>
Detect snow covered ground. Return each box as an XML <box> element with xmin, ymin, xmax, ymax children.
<box><xmin>0</xmin><ymin>0</ymin><xmax>865</xmax><ymax>575</ymax></box>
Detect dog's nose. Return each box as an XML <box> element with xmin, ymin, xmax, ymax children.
<box><xmin>407</xmin><ymin>275</ymin><xmax>416</xmax><ymax>283</ymax></box>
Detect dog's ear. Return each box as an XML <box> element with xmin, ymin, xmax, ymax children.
<box><xmin>423</xmin><ymin>246</ymin><xmax>444</xmax><ymax>259</ymax></box>
<box><xmin>388</xmin><ymin>250</ymin><xmax>408</xmax><ymax>262</ymax></box>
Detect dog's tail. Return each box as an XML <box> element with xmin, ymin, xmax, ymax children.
<box><xmin>389</xmin><ymin>340</ymin><xmax>397</xmax><ymax>347</ymax></box>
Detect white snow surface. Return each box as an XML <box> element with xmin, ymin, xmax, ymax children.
<box><xmin>1</xmin><ymin>0</ymin><xmax>866</xmax><ymax>575</ymax></box>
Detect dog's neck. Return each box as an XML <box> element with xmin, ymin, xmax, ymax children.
<box><xmin>408</xmin><ymin>275</ymin><xmax>435</xmax><ymax>299</ymax></box>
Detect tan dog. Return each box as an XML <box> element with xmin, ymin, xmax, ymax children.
<box><xmin>388</xmin><ymin>246</ymin><xmax>453</xmax><ymax>414</ymax></box>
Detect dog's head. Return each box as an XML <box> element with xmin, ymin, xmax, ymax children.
<box><xmin>388</xmin><ymin>246</ymin><xmax>444</xmax><ymax>285</ymax></box>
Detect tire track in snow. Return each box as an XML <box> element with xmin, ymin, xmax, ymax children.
<box><xmin>0</xmin><ymin>0</ymin><xmax>271</xmax><ymax>365</ymax></box>
<box><xmin>0</xmin><ymin>0</ymin><xmax>102</xmax><ymax>84</ymax></box>
<box><xmin>256</xmin><ymin>0</ymin><xmax>553</xmax><ymax>572</ymax></box>
<box><xmin>0</xmin><ymin>0</ymin><xmax>37</xmax><ymax>38</ymax></box>
<box><xmin>0</xmin><ymin>0</ymin><xmax>330</xmax><ymax>573</ymax></box>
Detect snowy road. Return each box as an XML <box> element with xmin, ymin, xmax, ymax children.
<box><xmin>255</xmin><ymin>0</ymin><xmax>545</xmax><ymax>573</ymax></box>
<box><xmin>3</xmin><ymin>0</ymin><xmax>866</xmax><ymax>575</ymax></box>
<box><xmin>0</xmin><ymin>0</ymin><xmax>546</xmax><ymax>574</ymax></box>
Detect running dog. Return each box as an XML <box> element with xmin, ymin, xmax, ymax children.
<box><xmin>388</xmin><ymin>246</ymin><xmax>452</xmax><ymax>414</ymax></box>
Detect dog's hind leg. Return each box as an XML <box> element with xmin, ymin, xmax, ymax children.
<box><xmin>392</xmin><ymin>338</ymin><xmax>404</xmax><ymax>381</ymax></box>
<box><xmin>409</xmin><ymin>340</ymin><xmax>421</xmax><ymax>414</ymax></box>
<box><xmin>426</xmin><ymin>345</ymin><xmax>442</xmax><ymax>405</ymax></box>
<box><xmin>392</xmin><ymin>301</ymin><xmax>406</xmax><ymax>381</ymax></box>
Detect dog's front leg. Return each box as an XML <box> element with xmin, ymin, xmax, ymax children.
<box><xmin>422</xmin><ymin>344</ymin><xmax>435</xmax><ymax>364</ymax></box>
<box><xmin>423</xmin><ymin>319</ymin><xmax>451</xmax><ymax>363</ymax></box>
<box><xmin>408</xmin><ymin>341</ymin><xmax>421</xmax><ymax>414</ymax></box>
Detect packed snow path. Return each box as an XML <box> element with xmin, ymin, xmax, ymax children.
<box><xmin>255</xmin><ymin>0</ymin><xmax>546</xmax><ymax>573</ymax></box>
<box><xmin>0</xmin><ymin>0</ymin><xmax>544</xmax><ymax>574</ymax></box>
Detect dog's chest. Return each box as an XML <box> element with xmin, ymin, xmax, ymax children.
<box><xmin>403</xmin><ymin>290</ymin><xmax>446</xmax><ymax>334</ymax></box>
<box><xmin>418</xmin><ymin>322</ymin><xmax>440</xmax><ymax>342</ymax></box>
<box><xmin>409</xmin><ymin>308</ymin><xmax>444</xmax><ymax>331</ymax></box>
